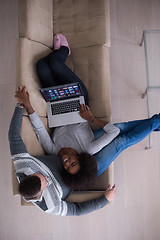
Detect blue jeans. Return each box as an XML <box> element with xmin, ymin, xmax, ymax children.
<box><xmin>36</xmin><ymin>46</ymin><xmax>89</xmax><ymax>105</ymax></box>
<box><xmin>94</xmin><ymin>115</ymin><xmax>160</xmax><ymax>176</ymax></box>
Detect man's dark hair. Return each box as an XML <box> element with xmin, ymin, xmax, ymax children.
<box><xmin>18</xmin><ymin>175</ymin><xmax>41</xmax><ymax>199</ymax></box>
<box><xmin>62</xmin><ymin>152</ymin><xmax>98</xmax><ymax>190</ymax></box>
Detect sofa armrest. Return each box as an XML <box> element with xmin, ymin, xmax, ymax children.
<box><xmin>19</xmin><ymin>0</ymin><xmax>53</xmax><ymax>47</ymax></box>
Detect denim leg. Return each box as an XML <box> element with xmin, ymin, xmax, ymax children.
<box><xmin>36</xmin><ymin>47</ymin><xmax>71</xmax><ymax>88</ymax></box>
<box><xmin>93</xmin><ymin>128</ymin><xmax>119</xmax><ymax>176</ymax></box>
<box><xmin>50</xmin><ymin>46</ymin><xmax>69</xmax><ymax>62</ymax></box>
<box><xmin>115</xmin><ymin>114</ymin><xmax>160</xmax><ymax>149</ymax></box>
<box><xmin>94</xmin><ymin>141</ymin><xmax>119</xmax><ymax>176</ymax></box>
<box><xmin>93</xmin><ymin>128</ymin><xmax>105</xmax><ymax>139</ymax></box>
<box><xmin>36</xmin><ymin>53</ymin><xmax>59</xmax><ymax>88</ymax></box>
<box><xmin>48</xmin><ymin>47</ymin><xmax>89</xmax><ymax>105</ymax></box>
<box><xmin>114</xmin><ymin>116</ymin><xmax>160</xmax><ymax>134</ymax></box>
<box><xmin>36</xmin><ymin>46</ymin><xmax>89</xmax><ymax>104</ymax></box>
<box><xmin>94</xmin><ymin>114</ymin><xmax>160</xmax><ymax>176</ymax></box>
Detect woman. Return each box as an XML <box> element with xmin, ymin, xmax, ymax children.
<box><xmin>15</xmin><ymin>34</ymin><xmax>120</xmax><ymax>190</ymax></box>
<box><xmin>16</xmin><ymin>34</ymin><xmax>160</xmax><ymax>190</ymax></box>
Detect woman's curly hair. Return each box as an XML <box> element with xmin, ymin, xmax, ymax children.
<box><xmin>62</xmin><ymin>152</ymin><xmax>98</xmax><ymax>190</ymax></box>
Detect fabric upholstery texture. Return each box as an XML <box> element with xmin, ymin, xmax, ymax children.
<box><xmin>19</xmin><ymin>0</ymin><xmax>110</xmax><ymax>48</ymax></box>
<box><xmin>71</xmin><ymin>46</ymin><xmax>111</xmax><ymax>120</ymax></box>
<box><xmin>16</xmin><ymin>38</ymin><xmax>52</xmax><ymax>116</ymax></box>
<box><xmin>53</xmin><ymin>0</ymin><xmax>110</xmax><ymax>48</ymax></box>
<box><xmin>19</xmin><ymin>0</ymin><xmax>53</xmax><ymax>47</ymax></box>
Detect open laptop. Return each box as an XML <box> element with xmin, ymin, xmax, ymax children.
<box><xmin>40</xmin><ymin>82</ymin><xmax>87</xmax><ymax>128</ymax></box>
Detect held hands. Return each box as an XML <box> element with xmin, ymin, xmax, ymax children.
<box><xmin>79</xmin><ymin>104</ymin><xmax>94</xmax><ymax>122</ymax></box>
<box><xmin>15</xmin><ymin>85</ymin><xmax>30</xmax><ymax>107</ymax></box>
<box><xmin>15</xmin><ymin>85</ymin><xmax>34</xmax><ymax>114</ymax></box>
<box><xmin>104</xmin><ymin>185</ymin><xmax>116</xmax><ymax>202</ymax></box>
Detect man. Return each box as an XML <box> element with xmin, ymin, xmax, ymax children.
<box><xmin>8</xmin><ymin>86</ymin><xmax>116</xmax><ymax>216</ymax></box>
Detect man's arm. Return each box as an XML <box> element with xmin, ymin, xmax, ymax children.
<box><xmin>15</xmin><ymin>86</ymin><xmax>56</xmax><ymax>155</ymax></box>
<box><xmin>52</xmin><ymin>185</ymin><xmax>116</xmax><ymax>216</ymax></box>
<box><xmin>8</xmin><ymin>106</ymin><xmax>28</xmax><ymax>156</ymax></box>
<box><xmin>65</xmin><ymin>195</ymin><xmax>109</xmax><ymax>216</ymax></box>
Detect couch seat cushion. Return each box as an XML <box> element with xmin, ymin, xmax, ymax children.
<box><xmin>71</xmin><ymin>45</ymin><xmax>111</xmax><ymax>121</ymax></box>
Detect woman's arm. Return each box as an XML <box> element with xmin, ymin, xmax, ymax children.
<box><xmin>15</xmin><ymin>86</ymin><xmax>56</xmax><ymax>155</ymax></box>
<box><xmin>79</xmin><ymin>105</ymin><xmax>120</xmax><ymax>154</ymax></box>
<box><xmin>90</xmin><ymin>123</ymin><xmax>120</xmax><ymax>155</ymax></box>
<box><xmin>79</xmin><ymin>104</ymin><xmax>108</xmax><ymax>128</ymax></box>
<box><xmin>29</xmin><ymin>112</ymin><xmax>56</xmax><ymax>155</ymax></box>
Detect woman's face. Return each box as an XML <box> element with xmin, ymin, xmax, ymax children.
<box><xmin>60</xmin><ymin>148</ymin><xmax>80</xmax><ymax>175</ymax></box>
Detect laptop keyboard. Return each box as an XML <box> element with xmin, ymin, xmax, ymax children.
<box><xmin>51</xmin><ymin>100</ymin><xmax>80</xmax><ymax>115</ymax></box>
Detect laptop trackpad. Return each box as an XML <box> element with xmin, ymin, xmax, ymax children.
<box><xmin>48</xmin><ymin>112</ymin><xmax>86</xmax><ymax>128</ymax></box>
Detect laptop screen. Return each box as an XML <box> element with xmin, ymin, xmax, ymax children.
<box><xmin>40</xmin><ymin>82</ymin><xmax>82</xmax><ymax>102</ymax></box>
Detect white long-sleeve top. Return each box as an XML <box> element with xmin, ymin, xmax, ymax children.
<box><xmin>29</xmin><ymin>112</ymin><xmax>120</xmax><ymax>155</ymax></box>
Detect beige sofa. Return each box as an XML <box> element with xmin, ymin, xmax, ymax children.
<box><xmin>13</xmin><ymin>0</ymin><xmax>114</xmax><ymax>206</ymax></box>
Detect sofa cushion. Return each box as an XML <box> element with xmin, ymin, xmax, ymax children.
<box><xmin>19</xmin><ymin>0</ymin><xmax>53</xmax><ymax>47</ymax></box>
<box><xmin>71</xmin><ymin>45</ymin><xmax>111</xmax><ymax>122</ymax></box>
<box><xmin>53</xmin><ymin>0</ymin><xmax>110</xmax><ymax>48</ymax></box>
<box><xmin>16</xmin><ymin>38</ymin><xmax>51</xmax><ymax>116</ymax></box>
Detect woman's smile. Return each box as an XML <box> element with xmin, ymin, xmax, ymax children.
<box><xmin>62</xmin><ymin>154</ymin><xmax>80</xmax><ymax>174</ymax></box>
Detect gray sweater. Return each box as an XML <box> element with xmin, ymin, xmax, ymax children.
<box><xmin>8</xmin><ymin>107</ymin><xmax>109</xmax><ymax>216</ymax></box>
<box><xmin>29</xmin><ymin>112</ymin><xmax>120</xmax><ymax>155</ymax></box>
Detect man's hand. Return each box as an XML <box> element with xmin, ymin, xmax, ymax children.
<box><xmin>79</xmin><ymin>104</ymin><xmax>94</xmax><ymax>122</ymax></box>
<box><xmin>15</xmin><ymin>86</ymin><xmax>34</xmax><ymax>114</ymax></box>
<box><xmin>104</xmin><ymin>185</ymin><xmax>116</xmax><ymax>202</ymax></box>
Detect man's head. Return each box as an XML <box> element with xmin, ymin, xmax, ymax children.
<box><xmin>18</xmin><ymin>173</ymin><xmax>47</xmax><ymax>200</ymax></box>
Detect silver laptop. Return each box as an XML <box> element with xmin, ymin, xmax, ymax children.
<box><xmin>40</xmin><ymin>82</ymin><xmax>87</xmax><ymax>128</ymax></box>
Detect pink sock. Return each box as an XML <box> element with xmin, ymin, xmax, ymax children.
<box><xmin>53</xmin><ymin>33</ymin><xmax>71</xmax><ymax>55</ymax></box>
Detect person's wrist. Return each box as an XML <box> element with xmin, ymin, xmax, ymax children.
<box><xmin>16</xmin><ymin>102</ymin><xmax>24</xmax><ymax>108</ymax></box>
<box><xmin>24</xmin><ymin>101</ymin><xmax>31</xmax><ymax>109</ymax></box>
<box><xmin>90</xmin><ymin>116</ymin><xmax>95</xmax><ymax>123</ymax></box>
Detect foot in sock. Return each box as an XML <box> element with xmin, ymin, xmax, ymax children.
<box><xmin>53</xmin><ymin>33</ymin><xmax>71</xmax><ymax>55</ymax></box>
